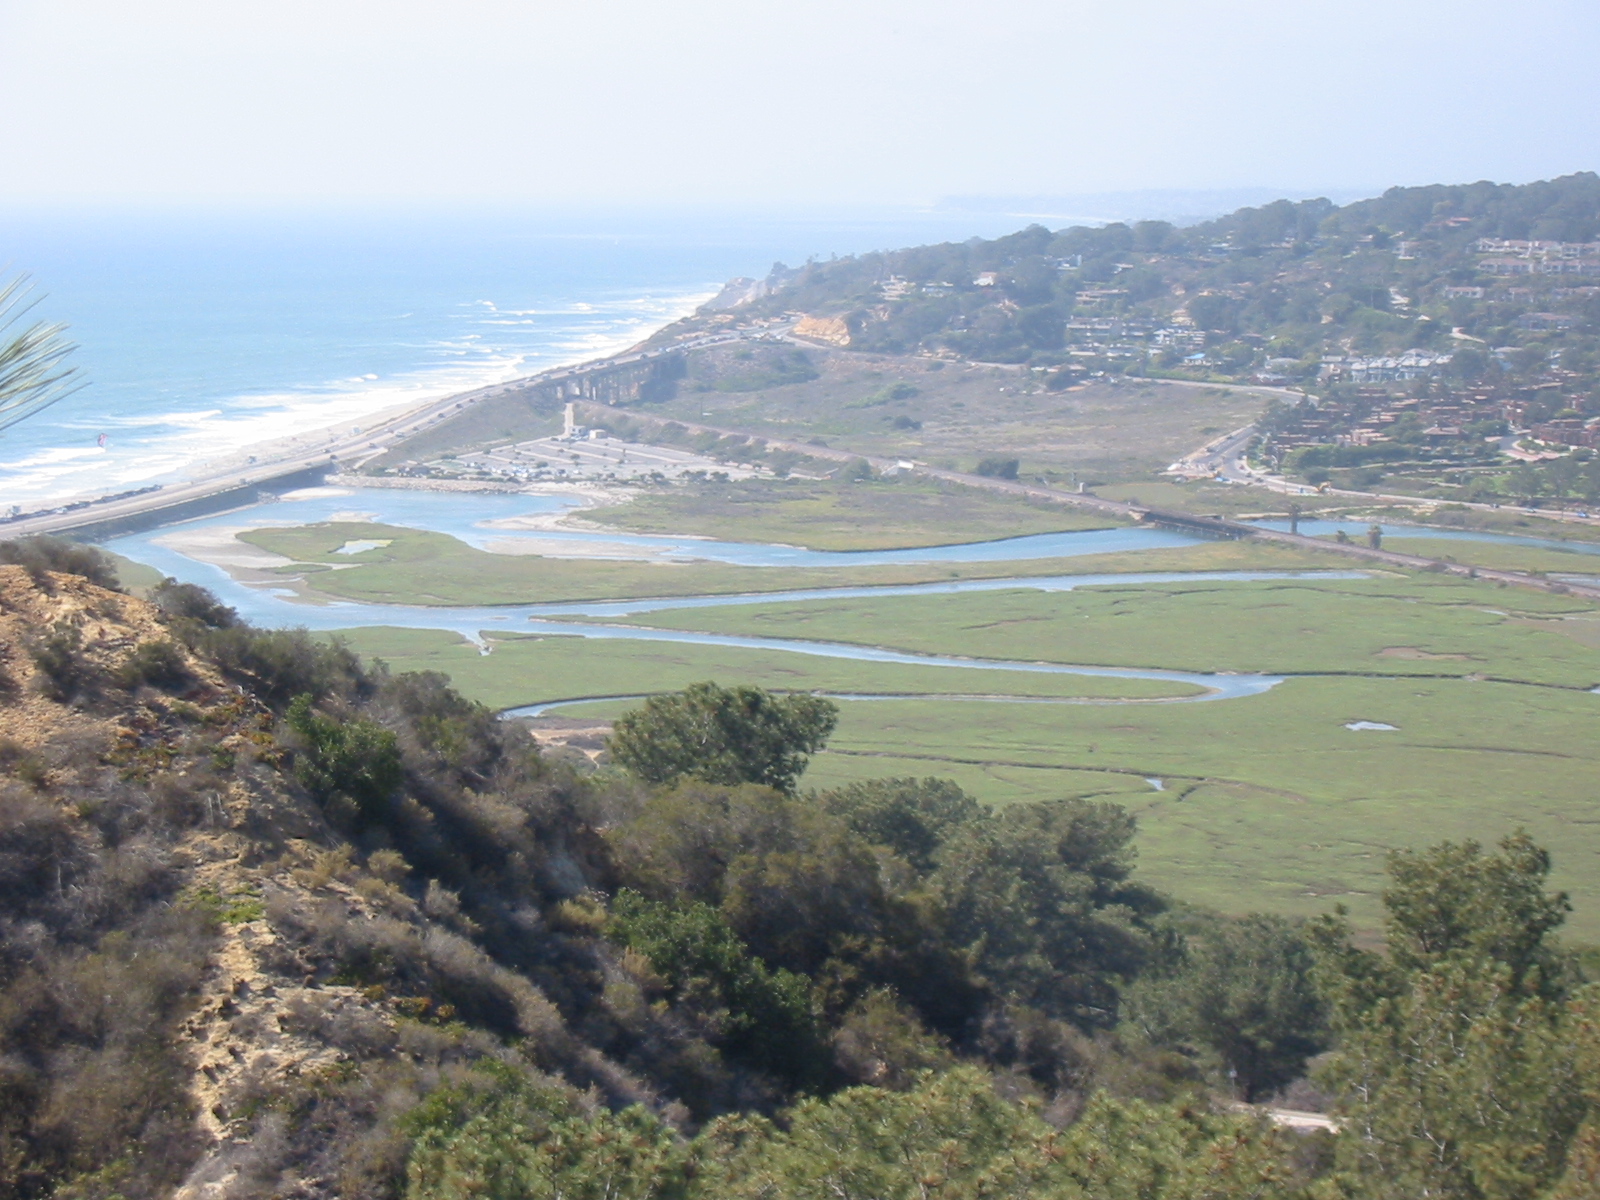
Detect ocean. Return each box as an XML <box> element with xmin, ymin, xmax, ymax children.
<box><xmin>0</xmin><ymin>205</ymin><xmax>1032</xmax><ymax>509</ymax></box>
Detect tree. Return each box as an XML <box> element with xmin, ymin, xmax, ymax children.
<box><xmin>608</xmin><ymin>683</ymin><xmax>837</xmax><ymax>793</ymax></box>
<box><xmin>1380</xmin><ymin>832</ymin><xmax>1570</xmax><ymax>990</ymax></box>
<box><xmin>405</xmin><ymin>1065</ymin><xmax>687</xmax><ymax>1200</ymax></box>
<box><xmin>819</xmin><ymin>777</ymin><xmax>984</xmax><ymax>874</ymax></box>
<box><xmin>1311</xmin><ymin>834</ymin><xmax>1592</xmax><ymax>1200</ymax></box>
<box><xmin>1126</xmin><ymin>914</ymin><xmax>1327</xmax><ymax>1101</ymax></box>
<box><xmin>0</xmin><ymin>275</ymin><xmax>84</xmax><ymax>435</ymax></box>
<box><xmin>930</xmin><ymin>799</ymin><xmax>1164</xmax><ymax>1027</ymax></box>
<box><xmin>693</xmin><ymin>1066</ymin><xmax>1305</xmax><ymax>1200</ymax></box>
<box><xmin>606</xmin><ymin>890</ymin><xmax>824</xmax><ymax>1088</ymax></box>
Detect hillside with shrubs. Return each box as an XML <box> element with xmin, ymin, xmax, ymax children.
<box><xmin>1</xmin><ymin>536</ymin><xmax>1599</xmax><ymax>1200</ymax></box>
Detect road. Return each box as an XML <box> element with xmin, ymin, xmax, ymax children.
<box><xmin>12</xmin><ymin>339</ymin><xmax>1600</xmax><ymax>606</ymax></box>
<box><xmin>0</xmin><ymin>329</ymin><xmax>761</xmax><ymax>541</ymax></box>
<box><xmin>1168</xmin><ymin>422</ymin><xmax>1600</xmax><ymax>532</ymax></box>
<box><xmin>589</xmin><ymin>404</ymin><xmax>1600</xmax><ymax>603</ymax></box>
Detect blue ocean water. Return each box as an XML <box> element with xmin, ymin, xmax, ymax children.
<box><xmin>0</xmin><ymin>205</ymin><xmax>1034</xmax><ymax>508</ymax></box>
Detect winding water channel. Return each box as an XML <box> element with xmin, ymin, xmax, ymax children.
<box><xmin>102</xmin><ymin>485</ymin><xmax>1596</xmax><ymax>710</ymax></box>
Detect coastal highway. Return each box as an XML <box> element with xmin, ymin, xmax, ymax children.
<box><xmin>0</xmin><ymin>329</ymin><xmax>759</xmax><ymax>541</ymax></box>
<box><xmin>1</xmin><ymin>378</ymin><xmax>511</xmax><ymax>539</ymax></box>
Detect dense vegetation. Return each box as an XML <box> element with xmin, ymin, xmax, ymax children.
<box><xmin>725</xmin><ymin>173</ymin><xmax>1600</xmax><ymax>384</ymax></box>
<box><xmin>2</xmin><ymin>536</ymin><xmax>1599</xmax><ymax>1200</ymax></box>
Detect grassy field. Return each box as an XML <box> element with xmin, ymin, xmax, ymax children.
<box><xmin>331</xmin><ymin>625</ymin><xmax>1201</xmax><ymax>711</ymax></box>
<box><xmin>1376</xmin><ymin>535</ymin><xmax>1600</xmax><ymax>575</ymax></box>
<box><xmin>582</xmin><ymin>476</ymin><xmax>1117</xmax><ymax>549</ymax></box>
<box><xmin>325</xmin><ymin>566</ymin><xmax>1600</xmax><ymax>936</ymax></box>
<box><xmin>236</xmin><ymin>520</ymin><xmax>1341</xmax><ymax>605</ymax></box>
<box><xmin>590</xmin><ymin>574</ymin><xmax>1600</xmax><ymax>688</ymax></box>
<box><xmin>545</xmin><ymin>671</ymin><xmax>1600</xmax><ymax>938</ymax></box>
<box><xmin>639</xmin><ymin>347</ymin><xmax>1264</xmax><ymax>483</ymax></box>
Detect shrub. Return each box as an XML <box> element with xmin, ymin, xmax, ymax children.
<box><xmin>150</xmin><ymin>578</ymin><xmax>237</xmax><ymax>629</ymax></box>
<box><xmin>835</xmin><ymin>458</ymin><xmax>875</xmax><ymax>482</ymax></box>
<box><xmin>27</xmin><ymin>621</ymin><xmax>89</xmax><ymax>702</ymax></box>
<box><xmin>973</xmin><ymin>455</ymin><xmax>1020</xmax><ymax>480</ymax></box>
<box><xmin>607</xmin><ymin>890</ymin><xmax>824</xmax><ymax>1088</ymax></box>
<box><xmin>286</xmin><ymin>694</ymin><xmax>403</xmax><ymax>824</ymax></box>
<box><xmin>0</xmin><ymin>535</ymin><xmax>120</xmax><ymax>589</ymax></box>
<box><xmin>114</xmin><ymin>640</ymin><xmax>190</xmax><ymax>691</ymax></box>
<box><xmin>200</xmin><ymin>627</ymin><xmax>368</xmax><ymax>709</ymax></box>
<box><xmin>829</xmin><ymin>989</ymin><xmax>953</xmax><ymax>1090</ymax></box>
<box><xmin>405</xmin><ymin>1065</ymin><xmax>685</xmax><ymax>1200</ymax></box>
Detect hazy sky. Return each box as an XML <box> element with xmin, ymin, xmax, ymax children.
<box><xmin>2</xmin><ymin>0</ymin><xmax>1596</xmax><ymax>206</ymax></box>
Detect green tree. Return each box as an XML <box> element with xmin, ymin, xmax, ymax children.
<box><xmin>973</xmin><ymin>455</ymin><xmax>1020</xmax><ymax>479</ymax></box>
<box><xmin>930</xmin><ymin>799</ymin><xmax>1164</xmax><ymax>1027</ymax></box>
<box><xmin>608</xmin><ymin>682</ymin><xmax>837</xmax><ymax>793</ymax></box>
<box><xmin>818</xmin><ymin>776</ymin><xmax>984</xmax><ymax>874</ymax></box>
<box><xmin>286</xmin><ymin>693</ymin><xmax>403</xmax><ymax>823</ymax></box>
<box><xmin>1311</xmin><ymin>834</ymin><xmax>1591</xmax><ymax>1199</ymax></box>
<box><xmin>1125</xmin><ymin>914</ymin><xmax>1327</xmax><ymax>1101</ymax></box>
<box><xmin>604</xmin><ymin>782</ymin><xmax>982</xmax><ymax>1036</ymax></box>
<box><xmin>607</xmin><ymin>890</ymin><xmax>825</xmax><ymax>1088</ymax></box>
<box><xmin>406</xmin><ymin>1065</ymin><xmax>687</xmax><ymax>1200</ymax></box>
<box><xmin>0</xmin><ymin>275</ymin><xmax>84</xmax><ymax>435</ymax></box>
<box><xmin>692</xmin><ymin>1066</ymin><xmax>1305</xmax><ymax>1200</ymax></box>
<box><xmin>1380</xmin><ymin>832</ymin><xmax>1570</xmax><ymax>990</ymax></box>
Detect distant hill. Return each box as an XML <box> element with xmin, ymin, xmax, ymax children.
<box><xmin>703</xmin><ymin>173</ymin><xmax>1600</xmax><ymax>398</ymax></box>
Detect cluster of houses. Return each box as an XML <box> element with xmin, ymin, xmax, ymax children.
<box><xmin>1475</xmin><ymin>237</ymin><xmax>1600</xmax><ymax>276</ymax></box>
<box><xmin>1265</xmin><ymin>381</ymin><xmax>1600</xmax><ymax>459</ymax></box>
<box><xmin>1318</xmin><ymin>351</ymin><xmax>1454</xmax><ymax>383</ymax></box>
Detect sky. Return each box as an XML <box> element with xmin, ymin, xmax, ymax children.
<box><xmin>1</xmin><ymin>0</ymin><xmax>1597</xmax><ymax>208</ymax></box>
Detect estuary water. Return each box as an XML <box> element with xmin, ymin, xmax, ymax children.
<box><xmin>103</xmin><ymin>486</ymin><xmax>1360</xmax><ymax>704</ymax></box>
<box><xmin>102</xmin><ymin>481</ymin><xmax>1600</xmax><ymax>708</ymax></box>
<box><xmin>1256</xmin><ymin>518</ymin><xmax>1600</xmax><ymax>557</ymax></box>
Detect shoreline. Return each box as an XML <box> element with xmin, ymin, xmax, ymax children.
<box><xmin>0</xmin><ymin>319</ymin><xmax>722</xmax><ymax>542</ymax></box>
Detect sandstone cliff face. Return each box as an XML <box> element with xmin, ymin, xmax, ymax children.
<box><xmin>791</xmin><ymin>315</ymin><xmax>853</xmax><ymax>347</ymax></box>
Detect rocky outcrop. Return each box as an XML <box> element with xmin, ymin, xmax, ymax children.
<box><xmin>792</xmin><ymin>315</ymin><xmax>854</xmax><ymax>346</ymax></box>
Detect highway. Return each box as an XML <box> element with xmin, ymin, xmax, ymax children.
<box><xmin>1168</xmin><ymin>421</ymin><xmax>1600</xmax><ymax>530</ymax></box>
<box><xmin>0</xmin><ymin>329</ymin><xmax>758</xmax><ymax>541</ymax></box>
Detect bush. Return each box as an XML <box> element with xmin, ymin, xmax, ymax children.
<box><xmin>835</xmin><ymin>458</ymin><xmax>875</xmax><ymax>482</ymax></box>
<box><xmin>150</xmin><ymin>579</ymin><xmax>237</xmax><ymax>629</ymax></box>
<box><xmin>973</xmin><ymin>456</ymin><xmax>1020</xmax><ymax>480</ymax></box>
<box><xmin>0</xmin><ymin>536</ymin><xmax>120</xmax><ymax>590</ymax></box>
<box><xmin>114</xmin><ymin>640</ymin><xmax>190</xmax><ymax>691</ymax></box>
<box><xmin>287</xmin><ymin>694</ymin><xmax>403</xmax><ymax>824</ymax></box>
<box><xmin>405</xmin><ymin>1065</ymin><xmax>685</xmax><ymax>1200</ymax></box>
<box><xmin>28</xmin><ymin>621</ymin><xmax>90</xmax><ymax>702</ymax></box>
<box><xmin>198</xmin><ymin>627</ymin><xmax>368</xmax><ymax>709</ymax></box>
<box><xmin>608</xmin><ymin>889</ymin><xmax>825</xmax><ymax>1088</ymax></box>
